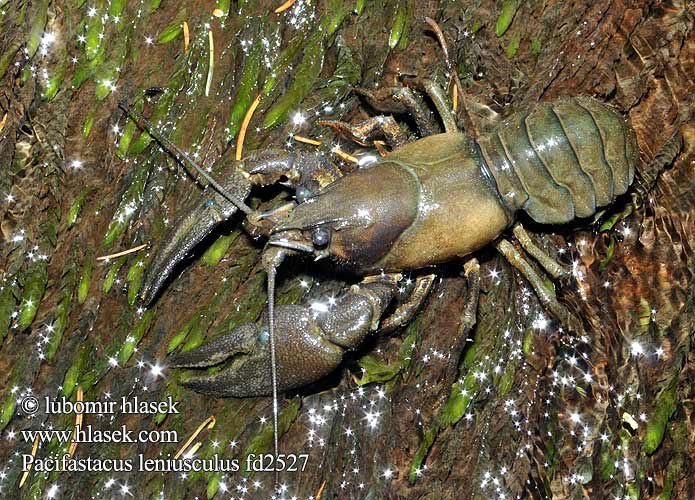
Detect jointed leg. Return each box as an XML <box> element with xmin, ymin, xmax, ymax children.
<box><xmin>412</xmin><ymin>78</ymin><xmax>458</xmax><ymax>134</ymax></box>
<box><xmin>496</xmin><ymin>239</ymin><xmax>569</xmax><ymax>324</ymax></box>
<box><xmin>381</xmin><ymin>274</ymin><xmax>436</xmax><ymax>333</ymax></box>
<box><xmin>459</xmin><ymin>258</ymin><xmax>481</xmax><ymax>336</ymax></box>
<box><xmin>512</xmin><ymin>224</ymin><xmax>569</xmax><ymax>279</ymax></box>
<box><xmin>318</xmin><ymin>115</ymin><xmax>409</xmax><ymax>149</ymax></box>
<box><xmin>242</xmin><ymin>149</ymin><xmax>343</xmax><ymax>195</ymax></box>
<box><xmin>353</xmin><ymin>86</ymin><xmax>439</xmax><ymax>137</ymax></box>
<box><xmin>442</xmin><ymin>258</ymin><xmax>480</xmax><ymax>386</ymax></box>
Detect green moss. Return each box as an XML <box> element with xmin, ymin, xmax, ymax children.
<box><xmin>77</xmin><ymin>250</ymin><xmax>94</xmax><ymax>304</ymax></box>
<box><xmin>522</xmin><ymin>328</ymin><xmax>533</xmax><ymax>356</ymax></box>
<box><xmin>389</xmin><ymin>1</ymin><xmax>409</xmax><ymax>49</ymax></box>
<box><xmin>167</xmin><ymin>313</ymin><xmax>201</xmax><ymax>354</ymax></box>
<box><xmin>206</xmin><ymin>472</ymin><xmax>222</xmax><ymax>499</ymax></box>
<box><xmin>126</xmin><ymin>255</ymin><xmax>146</xmax><ymax>305</ymax></box>
<box><xmin>356</xmin><ymin>354</ymin><xmax>400</xmax><ymax>385</ymax></box>
<box><xmin>355</xmin><ymin>0</ymin><xmax>368</xmax><ymax>15</ymax></box>
<box><xmin>157</xmin><ymin>21</ymin><xmax>183</xmax><ymax>44</ymax></box>
<box><xmin>226</xmin><ymin>31</ymin><xmax>262</xmax><ymax>141</ymax></box>
<box><xmin>496</xmin><ymin>0</ymin><xmax>520</xmax><ymax>37</ymax></box>
<box><xmin>531</xmin><ymin>34</ymin><xmax>542</xmax><ymax>55</ymax></box>
<box><xmin>101</xmin><ymin>164</ymin><xmax>150</xmax><ymax>247</ymax></box>
<box><xmin>598</xmin><ymin>442</ymin><xmax>615</xmax><ymax>480</ymax></box>
<box><xmin>62</xmin><ymin>341</ymin><xmax>94</xmax><ymax>398</ymax></box>
<box><xmin>158</xmin><ymin>8</ymin><xmax>188</xmax><ymax>45</ymax></box>
<box><xmin>82</xmin><ymin>111</ymin><xmax>96</xmax><ymax>139</ymax></box>
<box><xmin>409</xmin><ymin>426</ymin><xmax>438</xmax><ymax>483</ymax></box>
<box><xmin>659</xmin><ymin>455</ymin><xmax>683</xmax><ymax>500</ymax></box>
<box><xmin>638</xmin><ymin>298</ymin><xmax>652</xmax><ymax>334</ymax></box>
<box><xmin>600</xmin><ymin>212</ymin><xmax>622</xmax><ymax>232</ymax></box>
<box><xmin>117</xmin><ymin>309</ymin><xmax>155</xmax><ymax>365</ymax></box>
<box><xmin>117</xmin><ymin>100</ymin><xmax>143</xmax><ymax>159</ymax></box>
<box><xmin>182</xmin><ymin>313</ymin><xmax>208</xmax><ymax>352</ymax></box>
<box><xmin>42</xmin><ymin>54</ymin><xmax>67</xmax><ymax>101</ymax></box>
<box><xmin>215</xmin><ymin>0</ymin><xmax>231</xmax><ymax>18</ymax></box>
<box><xmin>439</xmin><ymin>372</ymin><xmax>476</xmax><ymax>427</ymax></box>
<box><xmin>599</xmin><ymin>235</ymin><xmax>616</xmax><ymax>272</ymax></box>
<box><xmin>202</xmin><ymin>232</ymin><xmax>239</xmax><ymax>267</ymax></box>
<box><xmin>102</xmin><ymin>256</ymin><xmax>127</xmax><ymax>294</ymax></box>
<box><xmin>506</xmin><ymin>32</ymin><xmax>521</xmax><ymax>58</ymax></box>
<box><xmin>643</xmin><ymin>385</ymin><xmax>677</xmax><ymax>454</ymax></box>
<box><xmin>1</xmin><ymin>398</ymin><xmax>17</xmax><ymax>433</ymax></box>
<box><xmin>399</xmin><ymin>316</ymin><xmax>421</xmax><ymax>372</ymax></box>
<box><xmin>0</xmin><ymin>40</ymin><xmax>22</xmax><ymax>80</ymax></box>
<box><xmin>498</xmin><ymin>361</ymin><xmax>516</xmax><ymax>395</ymax></box>
<box><xmin>26</xmin><ymin>0</ymin><xmax>49</xmax><ymax>58</ymax></box>
<box><xmin>18</xmin><ymin>260</ymin><xmax>48</xmax><ymax>330</ymax></box>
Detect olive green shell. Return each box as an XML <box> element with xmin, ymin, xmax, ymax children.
<box><xmin>477</xmin><ymin>96</ymin><xmax>638</xmax><ymax>224</ymax></box>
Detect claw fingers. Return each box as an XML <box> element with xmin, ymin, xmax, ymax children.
<box><xmin>244</xmin><ymin>149</ymin><xmax>300</xmax><ymax>186</ymax></box>
<box><xmin>140</xmin><ymin>170</ymin><xmax>250</xmax><ymax>305</ymax></box>
<box><xmin>168</xmin><ymin>324</ymin><xmax>258</xmax><ymax>368</ymax></box>
<box><xmin>180</xmin><ymin>354</ymin><xmax>271</xmax><ymax>398</ymax></box>
<box><xmin>174</xmin><ymin>305</ymin><xmax>344</xmax><ymax>397</ymax></box>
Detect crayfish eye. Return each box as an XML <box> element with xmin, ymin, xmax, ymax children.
<box><xmin>296</xmin><ymin>187</ymin><xmax>313</xmax><ymax>203</ymax></box>
<box><xmin>311</xmin><ymin>227</ymin><xmax>330</xmax><ymax>248</ymax></box>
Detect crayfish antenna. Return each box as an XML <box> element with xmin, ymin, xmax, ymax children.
<box><xmin>262</xmin><ymin>247</ymin><xmax>288</xmax><ymax>489</ymax></box>
<box><xmin>267</xmin><ymin>265</ymin><xmax>280</xmax><ymax>488</ymax></box>
<box><xmin>118</xmin><ymin>102</ymin><xmax>255</xmax><ymax>216</ymax></box>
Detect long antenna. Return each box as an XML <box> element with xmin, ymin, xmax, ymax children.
<box><xmin>118</xmin><ymin>102</ymin><xmax>255</xmax><ymax>216</ymax></box>
<box><xmin>266</xmin><ymin>262</ymin><xmax>280</xmax><ymax>488</ymax></box>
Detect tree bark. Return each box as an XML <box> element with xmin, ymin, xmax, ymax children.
<box><xmin>1</xmin><ymin>1</ymin><xmax>694</xmax><ymax>499</ymax></box>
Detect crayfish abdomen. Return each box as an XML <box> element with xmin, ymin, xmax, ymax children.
<box><xmin>478</xmin><ymin>96</ymin><xmax>639</xmax><ymax>225</ymax></box>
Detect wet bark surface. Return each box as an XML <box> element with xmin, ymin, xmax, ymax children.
<box><xmin>1</xmin><ymin>1</ymin><xmax>694</xmax><ymax>499</ymax></box>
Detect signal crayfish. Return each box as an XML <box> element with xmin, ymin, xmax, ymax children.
<box><xmin>121</xmin><ymin>84</ymin><xmax>640</xmax><ymax>397</ymax></box>
<box><xmin>118</xmin><ymin>25</ymin><xmax>646</xmax><ymax>460</ymax></box>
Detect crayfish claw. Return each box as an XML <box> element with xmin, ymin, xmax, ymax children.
<box><xmin>170</xmin><ymin>277</ymin><xmax>404</xmax><ymax>398</ymax></box>
<box><xmin>173</xmin><ymin>305</ymin><xmax>344</xmax><ymax>398</ymax></box>
<box><xmin>140</xmin><ymin>169</ymin><xmax>251</xmax><ymax>305</ymax></box>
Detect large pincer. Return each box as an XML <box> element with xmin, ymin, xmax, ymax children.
<box><xmin>168</xmin><ymin>277</ymin><xmax>400</xmax><ymax>397</ymax></box>
<box><xmin>140</xmin><ymin>169</ymin><xmax>251</xmax><ymax>305</ymax></box>
<box><xmin>168</xmin><ymin>305</ymin><xmax>344</xmax><ymax>397</ymax></box>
